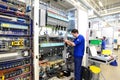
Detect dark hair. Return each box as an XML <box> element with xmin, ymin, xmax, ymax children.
<box><xmin>71</xmin><ymin>29</ymin><xmax>79</xmax><ymax>33</ymax></box>
<box><xmin>103</xmin><ymin>36</ymin><xmax>106</xmax><ymax>40</ymax></box>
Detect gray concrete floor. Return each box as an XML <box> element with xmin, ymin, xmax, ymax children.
<box><xmin>49</xmin><ymin>73</ymin><xmax>74</xmax><ymax>80</ymax></box>
<box><xmin>100</xmin><ymin>50</ymin><xmax>120</xmax><ymax>80</ymax></box>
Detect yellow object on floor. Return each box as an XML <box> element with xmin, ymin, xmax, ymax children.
<box><xmin>89</xmin><ymin>65</ymin><xmax>106</xmax><ymax>80</ymax></box>
<box><xmin>89</xmin><ymin>65</ymin><xmax>101</xmax><ymax>74</ymax></box>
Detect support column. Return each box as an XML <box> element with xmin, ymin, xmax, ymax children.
<box><xmin>33</xmin><ymin>0</ymin><xmax>39</xmax><ymax>80</ymax></box>
<box><xmin>77</xmin><ymin>8</ymin><xmax>88</xmax><ymax>66</ymax></box>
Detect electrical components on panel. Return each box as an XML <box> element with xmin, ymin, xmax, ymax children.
<box><xmin>0</xmin><ymin>58</ymin><xmax>31</xmax><ymax>70</ymax></box>
<box><xmin>0</xmin><ymin>0</ymin><xmax>26</xmax><ymax>14</ymax></box>
<box><xmin>4</xmin><ymin>66</ymin><xmax>31</xmax><ymax>79</ymax></box>
<box><xmin>38</xmin><ymin>1</ymin><xmax>74</xmax><ymax>79</ymax></box>
<box><xmin>39</xmin><ymin>36</ymin><xmax>66</xmax><ymax>79</ymax></box>
<box><xmin>0</xmin><ymin>0</ymin><xmax>29</xmax><ymax>20</ymax></box>
<box><xmin>0</xmin><ymin>0</ymin><xmax>32</xmax><ymax>80</ymax></box>
<box><xmin>0</xmin><ymin>58</ymin><xmax>31</xmax><ymax>80</ymax></box>
<box><xmin>0</xmin><ymin>20</ymin><xmax>29</xmax><ymax>36</ymax></box>
<box><xmin>39</xmin><ymin>1</ymin><xmax>68</xmax><ymax>26</ymax></box>
<box><xmin>39</xmin><ymin>36</ymin><xmax>64</xmax><ymax>61</ymax></box>
<box><xmin>0</xmin><ymin>37</ymin><xmax>30</xmax><ymax>51</ymax></box>
<box><xmin>39</xmin><ymin>59</ymin><xmax>65</xmax><ymax>79</ymax></box>
<box><xmin>39</xmin><ymin>37</ymin><xmax>69</xmax><ymax>80</ymax></box>
<box><xmin>39</xmin><ymin>2</ymin><xmax>68</xmax><ymax>37</ymax></box>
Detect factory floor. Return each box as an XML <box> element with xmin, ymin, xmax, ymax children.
<box><xmin>49</xmin><ymin>73</ymin><xmax>74</xmax><ymax>80</ymax></box>
<box><xmin>100</xmin><ymin>50</ymin><xmax>120</xmax><ymax>80</ymax></box>
<box><xmin>49</xmin><ymin>50</ymin><xmax>120</xmax><ymax>80</ymax></box>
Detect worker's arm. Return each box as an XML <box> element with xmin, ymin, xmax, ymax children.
<box><xmin>64</xmin><ymin>39</ymin><xmax>75</xmax><ymax>46</ymax></box>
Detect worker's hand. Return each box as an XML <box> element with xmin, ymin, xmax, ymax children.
<box><xmin>63</xmin><ymin>39</ymin><xmax>68</xmax><ymax>43</ymax></box>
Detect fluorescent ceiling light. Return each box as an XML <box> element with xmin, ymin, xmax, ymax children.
<box><xmin>18</xmin><ymin>0</ymin><xmax>25</xmax><ymax>3</ymax></box>
<box><xmin>98</xmin><ymin>1</ymin><xmax>103</xmax><ymax>7</ymax></box>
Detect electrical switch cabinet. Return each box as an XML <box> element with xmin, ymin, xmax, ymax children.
<box><xmin>0</xmin><ymin>0</ymin><xmax>32</xmax><ymax>80</ymax></box>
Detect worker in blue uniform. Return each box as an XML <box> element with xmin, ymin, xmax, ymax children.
<box><xmin>101</xmin><ymin>36</ymin><xmax>106</xmax><ymax>50</ymax></box>
<box><xmin>64</xmin><ymin>29</ymin><xmax>85</xmax><ymax>80</ymax></box>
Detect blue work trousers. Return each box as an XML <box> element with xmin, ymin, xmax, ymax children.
<box><xmin>74</xmin><ymin>56</ymin><xmax>83</xmax><ymax>80</ymax></box>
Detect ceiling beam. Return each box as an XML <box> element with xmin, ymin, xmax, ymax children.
<box><xmin>78</xmin><ymin>0</ymin><xmax>101</xmax><ymax>18</ymax></box>
<box><xmin>89</xmin><ymin>0</ymin><xmax>102</xmax><ymax>11</ymax></box>
<box><xmin>105</xmin><ymin>2</ymin><xmax>120</xmax><ymax>9</ymax></box>
<box><xmin>99</xmin><ymin>6</ymin><xmax>120</xmax><ymax>13</ymax></box>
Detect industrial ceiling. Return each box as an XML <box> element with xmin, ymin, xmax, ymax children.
<box><xmin>85</xmin><ymin>0</ymin><xmax>120</xmax><ymax>26</ymax></box>
<box><xmin>86</xmin><ymin>0</ymin><xmax>120</xmax><ymax>16</ymax></box>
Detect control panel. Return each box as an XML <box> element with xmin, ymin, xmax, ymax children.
<box><xmin>0</xmin><ymin>0</ymin><xmax>32</xmax><ymax>80</ymax></box>
<box><xmin>38</xmin><ymin>1</ymin><xmax>74</xmax><ymax>79</ymax></box>
<box><xmin>39</xmin><ymin>36</ymin><xmax>65</xmax><ymax>79</ymax></box>
<box><xmin>66</xmin><ymin>36</ymin><xmax>74</xmax><ymax>71</ymax></box>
